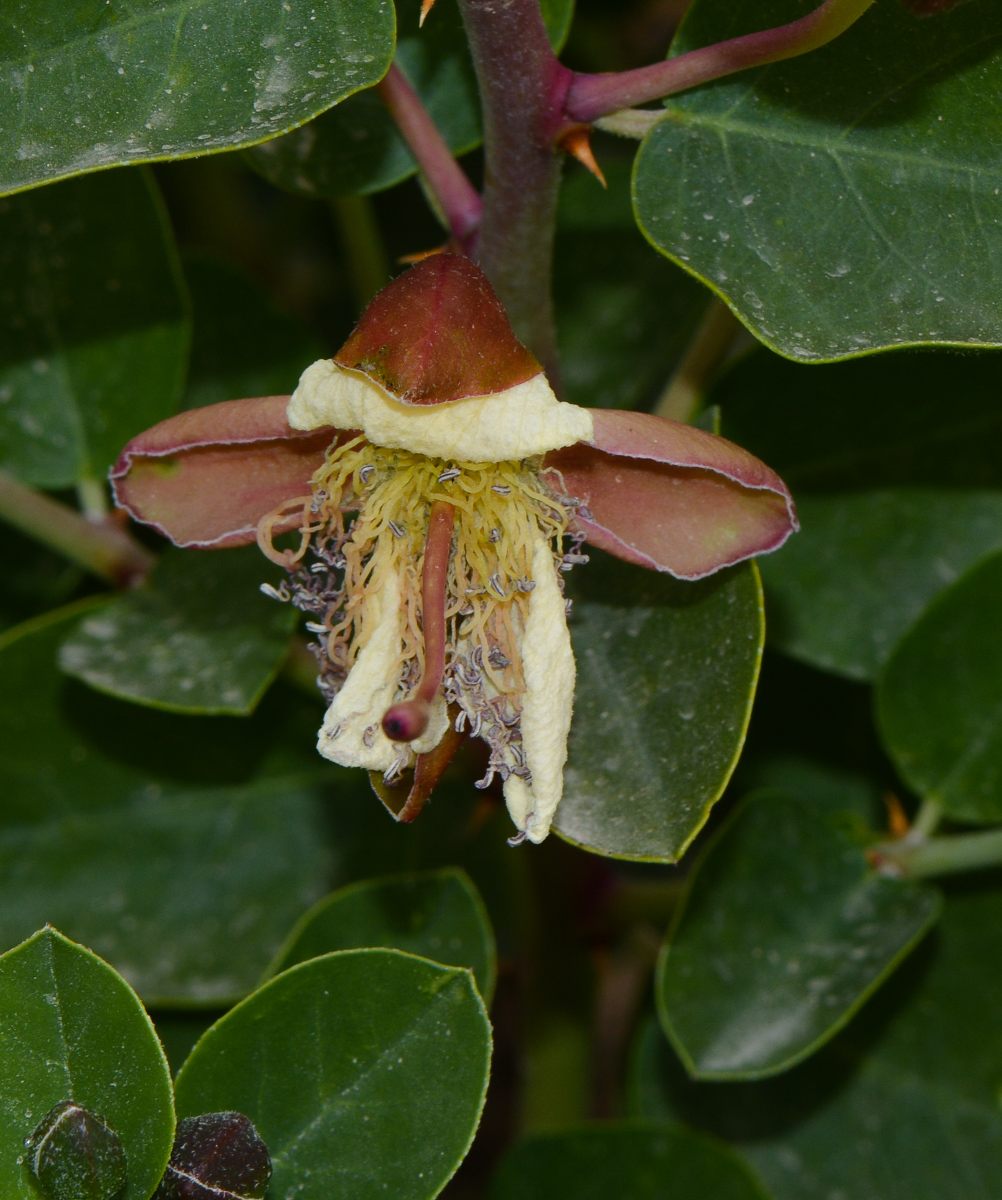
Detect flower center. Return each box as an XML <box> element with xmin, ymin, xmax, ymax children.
<box><xmin>258</xmin><ymin>436</ymin><xmax>586</xmax><ymax>786</ymax></box>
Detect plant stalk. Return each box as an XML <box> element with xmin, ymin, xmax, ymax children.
<box><xmin>331</xmin><ymin>195</ymin><xmax>390</xmax><ymax>312</ymax></box>
<box><xmin>0</xmin><ymin>469</ymin><xmax>155</xmax><ymax>587</ymax></box>
<box><xmin>376</xmin><ymin>64</ymin><xmax>483</xmax><ymax>250</ymax></box>
<box><xmin>565</xmin><ymin>0</ymin><xmax>875</xmax><ymax>122</ymax></box>
<box><xmin>874</xmin><ymin>825</ymin><xmax>1002</xmax><ymax>880</ymax></box>
<box><xmin>653</xmin><ymin>298</ymin><xmax>740</xmax><ymax>423</ymax></box>
<box><xmin>455</xmin><ymin>0</ymin><xmax>571</xmax><ymax>386</ymax></box>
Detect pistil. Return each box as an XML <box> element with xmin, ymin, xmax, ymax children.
<box><xmin>382</xmin><ymin>499</ymin><xmax>456</xmax><ymax>742</ymax></box>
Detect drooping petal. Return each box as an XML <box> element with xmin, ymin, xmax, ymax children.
<box><xmin>110</xmin><ymin>396</ymin><xmax>336</xmax><ymax>548</ymax></box>
<box><xmin>317</xmin><ymin>569</ymin><xmax>449</xmax><ymax>771</ymax></box>
<box><xmin>544</xmin><ymin>409</ymin><xmax>798</xmax><ymax>581</ymax></box>
<box><xmin>333</xmin><ymin>253</ymin><xmax>541</xmax><ymax>405</ymax></box>
<box><xmin>289</xmin><ymin>359</ymin><xmax>592</xmax><ymax>462</ymax></box>
<box><xmin>503</xmin><ymin>536</ymin><xmax>575</xmax><ymax>844</ymax></box>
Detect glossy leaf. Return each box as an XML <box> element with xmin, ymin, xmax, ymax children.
<box><xmin>556</xmin><ymin>552</ymin><xmax>764</xmax><ymax>861</ymax></box>
<box><xmin>656</xmin><ymin>791</ymin><xmax>940</xmax><ymax>1079</ymax></box>
<box><xmin>0</xmin><ymin>927</ymin><xmax>174</xmax><ymax>1200</ymax></box>
<box><xmin>635</xmin><ymin>0</ymin><xmax>1002</xmax><ymax>360</ymax></box>
<box><xmin>180</xmin><ymin>256</ymin><xmax>323</xmax><ymax>412</ymax></box>
<box><xmin>715</xmin><ymin>348</ymin><xmax>1002</xmax><ymax>680</ymax></box>
<box><xmin>0</xmin><ymin>0</ymin><xmax>394</xmax><ymax>196</ymax></box>
<box><xmin>490</xmin><ymin>1123</ymin><xmax>770</xmax><ymax>1200</ymax></box>
<box><xmin>0</xmin><ymin>602</ymin><xmax>335</xmax><ymax>1004</ymax></box>
<box><xmin>246</xmin><ymin>0</ymin><xmax>480</xmax><ymax>199</ymax></box>
<box><xmin>555</xmin><ymin>154</ymin><xmax>712</xmax><ymax>412</ymax></box>
<box><xmin>0</xmin><ymin>170</ymin><xmax>189</xmax><ymax>489</ymax></box>
<box><xmin>631</xmin><ymin>881</ymin><xmax>1002</xmax><ymax>1200</ymax></box>
<box><xmin>58</xmin><ymin>547</ymin><xmax>297</xmax><ymax>716</ymax></box>
<box><xmin>247</xmin><ymin>0</ymin><xmax>574</xmax><ymax>198</ymax></box>
<box><xmin>877</xmin><ymin>549</ymin><xmax>1002</xmax><ymax>824</ymax></box>
<box><xmin>174</xmin><ymin>949</ymin><xmax>492</xmax><ymax>1200</ymax></box>
<box><xmin>266</xmin><ymin>867</ymin><xmax>497</xmax><ymax>1002</ymax></box>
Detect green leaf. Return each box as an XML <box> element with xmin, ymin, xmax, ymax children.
<box><xmin>0</xmin><ymin>521</ymin><xmax>86</xmax><ymax>636</ymax></box>
<box><xmin>0</xmin><ymin>601</ymin><xmax>335</xmax><ymax>1005</ymax></box>
<box><xmin>58</xmin><ymin>547</ymin><xmax>297</xmax><ymax>716</ymax></box>
<box><xmin>174</xmin><ymin>949</ymin><xmax>492</xmax><ymax>1200</ymax></box>
<box><xmin>540</xmin><ymin>0</ymin><xmax>576</xmax><ymax>52</ymax></box>
<box><xmin>246</xmin><ymin>0</ymin><xmax>480</xmax><ymax>199</ymax></box>
<box><xmin>714</xmin><ymin>348</ymin><xmax>1002</xmax><ymax>680</ymax></box>
<box><xmin>877</xmin><ymin>549</ymin><xmax>1002</xmax><ymax>824</ymax></box>
<box><xmin>631</xmin><ymin>880</ymin><xmax>1002</xmax><ymax>1200</ymax></box>
<box><xmin>0</xmin><ymin>169</ymin><xmax>189</xmax><ymax>489</ymax></box>
<box><xmin>0</xmin><ymin>0</ymin><xmax>394</xmax><ymax>196</ymax></box>
<box><xmin>634</xmin><ymin>0</ymin><xmax>1002</xmax><ymax>361</ymax></box>
<box><xmin>0</xmin><ymin>927</ymin><xmax>174</xmax><ymax>1200</ymax></box>
<box><xmin>266</xmin><ymin>867</ymin><xmax>497</xmax><ymax>1002</ymax></box>
<box><xmin>556</xmin><ymin>552</ymin><xmax>764</xmax><ymax>861</ymax></box>
<box><xmin>490</xmin><ymin>1123</ymin><xmax>770</xmax><ymax>1200</ymax></box>
<box><xmin>247</xmin><ymin>0</ymin><xmax>574</xmax><ymax>199</ymax></box>
<box><xmin>656</xmin><ymin>791</ymin><xmax>940</xmax><ymax>1080</ymax></box>
<box><xmin>181</xmin><ymin>256</ymin><xmax>324</xmax><ymax>411</ymax></box>
<box><xmin>556</xmin><ymin>153</ymin><xmax>712</xmax><ymax>411</ymax></box>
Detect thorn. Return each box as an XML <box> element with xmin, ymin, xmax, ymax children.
<box><xmin>419</xmin><ymin>0</ymin><xmax>437</xmax><ymax>26</ymax></box>
<box><xmin>884</xmin><ymin>791</ymin><xmax>910</xmax><ymax>839</ymax></box>
<box><xmin>557</xmin><ymin>125</ymin><xmax>606</xmax><ymax>188</ymax></box>
<box><xmin>397</xmin><ymin>237</ymin><xmax>462</xmax><ymax>266</ymax></box>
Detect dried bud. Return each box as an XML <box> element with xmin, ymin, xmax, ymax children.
<box><xmin>153</xmin><ymin>1113</ymin><xmax>271</xmax><ymax>1200</ymax></box>
<box><xmin>897</xmin><ymin>0</ymin><xmax>970</xmax><ymax>14</ymax></box>
<box><xmin>24</xmin><ymin>1100</ymin><xmax>127</xmax><ymax>1200</ymax></box>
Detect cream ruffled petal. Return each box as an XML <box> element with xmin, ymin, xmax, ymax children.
<box><xmin>503</xmin><ymin>535</ymin><xmax>576</xmax><ymax>843</ymax></box>
<box><xmin>317</xmin><ymin>569</ymin><xmax>404</xmax><ymax>771</ymax></box>
<box><xmin>288</xmin><ymin>360</ymin><xmax>593</xmax><ymax>462</ymax></box>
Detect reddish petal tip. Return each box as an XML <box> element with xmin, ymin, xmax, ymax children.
<box><xmin>333</xmin><ymin>255</ymin><xmax>542</xmax><ymax>405</ymax></box>
<box><xmin>110</xmin><ymin>395</ymin><xmax>335</xmax><ymax>549</ymax></box>
<box><xmin>545</xmin><ymin>409</ymin><xmax>797</xmax><ymax>580</ymax></box>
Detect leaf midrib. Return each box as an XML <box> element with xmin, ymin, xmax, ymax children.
<box><xmin>653</xmin><ymin>109</ymin><xmax>1002</xmax><ymax>181</ymax></box>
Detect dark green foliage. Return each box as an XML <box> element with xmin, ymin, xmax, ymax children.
<box><xmin>635</xmin><ymin>0</ymin><xmax>1002</xmax><ymax>359</ymax></box>
<box><xmin>1</xmin><ymin>0</ymin><xmax>1001</xmax><ymax>1197</ymax></box>
<box><xmin>558</xmin><ymin>554</ymin><xmax>763</xmax><ymax>860</ymax></box>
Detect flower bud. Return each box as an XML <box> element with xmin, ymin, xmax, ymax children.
<box><xmin>24</xmin><ymin>1100</ymin><xmax>127</xmax><ymax>1200</ymax></box>
<box><xmin>153</xmin><ymin>1112</ymin><xmax>271</xmax><ymax>1200</ymax></box>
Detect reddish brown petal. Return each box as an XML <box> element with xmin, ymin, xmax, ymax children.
<box><xmin>110</xmin><ymin>396</ymin><xmax>337</xmax><ymax>548</ymax></box>
<box><xmin>335</xmin><ymin>254</ymin><xmax>542</xmax><ymax>405</ymax></box>
<box><xmin>544</xmin><ymin>409</ymin><xmax>798</xmax><ymax>580</ymax></box>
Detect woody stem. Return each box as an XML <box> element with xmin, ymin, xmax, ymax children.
<box><xmin>455</xmin><ymin>0</ymin><xmax>570</xmax><ymax>386</ymax></box>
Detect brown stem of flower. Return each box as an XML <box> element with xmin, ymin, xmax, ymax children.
<box><xmin>376</xmin><ymin>64</ymin><xmax>483</xmax><ymax>251</ymax></box>
<box><xmin>456</xmin><ymin>0</ymin><xmax>570</xmax><ymax>385</ymax></box>
<box><xmin>382</xmin><ymin>499</ymin><xmax>456</xmax><ymax>743</ymax></box>
<box><xmin>0</xmin><ymin>468</ymin><xmax>155</xmax><ymax>587</ymax></box>
<box><xmin>564</xmin><ymin>0</ymin><xmax>875</xmax><ymax>122</ymax></box>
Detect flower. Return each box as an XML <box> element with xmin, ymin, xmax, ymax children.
<box><xmin>111</xmin><ymin>255</ymin><xmax>797</xmax><ymax>844</ymax></box>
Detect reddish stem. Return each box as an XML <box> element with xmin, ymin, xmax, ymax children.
<box><xmin>382</xmin><ymin>499</ymin><xmax>456</xmax><ymax>742</ymax></box>
<box><xmin>565</xmin><ymin>0</ymin><xmax>874</xmax><ymax>122</ymax></box>
<box><xmin>456</xmin><ymin>0</ymin><xmax>571</xmax><ymax>384</ymax></box>
<box><xmin>376</xmin><ymin>65</ymin><xmax>483</xmax><ymax>251</ymax></box>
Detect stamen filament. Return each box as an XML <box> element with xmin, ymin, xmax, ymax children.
<box><xmin>382</xmin><ymin>500</ymin><xmax>456</xmax><ymax>742</ymax></box>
